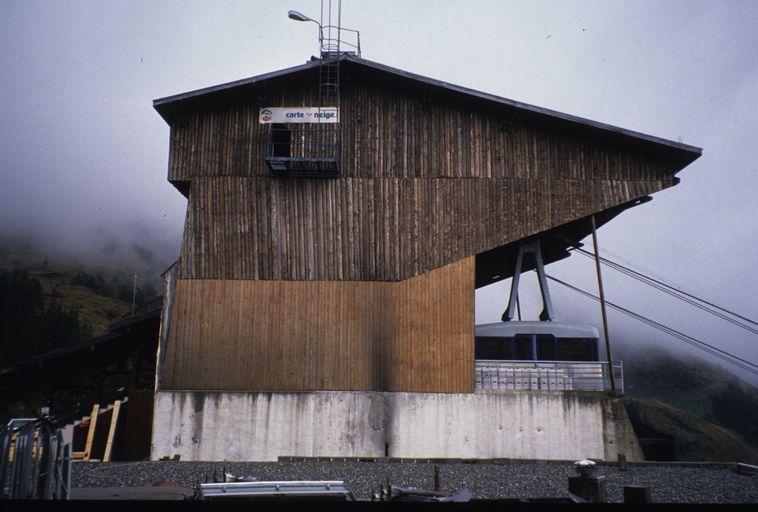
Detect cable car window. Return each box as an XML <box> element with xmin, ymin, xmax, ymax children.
<box><xmin>556</xmin><ymin>338</ymin><xmax>595</xmax><ymax>361</ymax></box>
<box><xmin>536</xmin><ymin>335</ymin><xmax>556</xmax><ymax>360</ymax></box>
<box><xmin>475</xmin><ymin>336</ymin><xmax>511</xmax><ymax>359</ymax></box>
<box><xmin>513</xmin><ymin>335</ymin><xmax>533</xmax><ymax>360</ymax></box>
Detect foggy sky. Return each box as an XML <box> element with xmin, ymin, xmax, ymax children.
<box><xmin>1</xmin><ymin>1</ymin><xmax>756</xmax><ymax>381</ymax></box>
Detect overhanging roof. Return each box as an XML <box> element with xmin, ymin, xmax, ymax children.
<box><xmin>475</xmin><ymin>196</ymin><xmax>651</xmax><ymax>288</ymax></box>
<box><xmin>154</xmin><ymin>54</ymin><xmax>702</xmax><ymax>170</ymax></box>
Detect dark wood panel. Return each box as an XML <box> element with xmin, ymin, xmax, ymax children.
<box><xmin>161</xmin><ymin>257</ymin><xmax>474</xmax><ymax>392</ymax></box>
<box><xmin>167</xmin><ymin>75</ymin><xmax>673</xmax><ymax>182</ymax></box>
<box><xmin>177</xmin><ymin>176</ymin><xmax>671</xmax><ymax>281</ymax></box>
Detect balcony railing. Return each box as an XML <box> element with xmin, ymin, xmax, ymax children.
<box><xmin>474</xmin><ymin>360</ymin><xmax>623</xmax><ymax>392</ymax></box>
<box><xmin>266</xmin><ymin>124</ymin><xmax>340</xmax><ymax>177</ymax></box>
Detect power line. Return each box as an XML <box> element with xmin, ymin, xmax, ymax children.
<box><xmin>599</xmin><ymin>246</ymin><xmax>703</xmax><ymax>297</ymax></box>
<box><xmin>573</xmin><ymin>247</ymin><xmax>758</xmax><ymax>334</ymax></box>
<box><xmin>576</xmin><ymin>246</ymin><xmax>758</xmax><ymax>327</ymax></box>
<box><xmin>546</xmin><ymin>274</ymin><xmax>758</xmax><ymax>377</ymax></box>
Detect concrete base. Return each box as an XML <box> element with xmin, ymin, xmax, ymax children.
<box><xmin>150</xmin><ymin>390</ymin><xmax>642</xmax><ymax>462</ymax></box>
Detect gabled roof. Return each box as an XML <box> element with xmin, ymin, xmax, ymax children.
<box><xmin>154</xmin><ymin>54</ymin><xmax>701</xmax><ymax>170</ymax></box>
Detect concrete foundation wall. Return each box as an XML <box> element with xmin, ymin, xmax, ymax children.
<box><xmin>151</xmin><ymin>390</ymin><xmax>641</xmax><ymax>462</ymax></box>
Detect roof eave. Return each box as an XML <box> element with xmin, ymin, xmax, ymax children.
<box><xmin>152</xmin><ymin>58</ymin><xmax>322</xmax><ymax>124</ymax></box>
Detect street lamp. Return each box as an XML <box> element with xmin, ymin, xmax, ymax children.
<box><xmin>288</xmin><ymin>10</ymin><xmax>317</xmax><ymax>24</ymax></box>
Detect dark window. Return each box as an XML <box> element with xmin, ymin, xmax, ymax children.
<box><xmin>271</xmin><ymin>123</ymin><xmax>291</xmax><ymax>157</ymax></box>
<box><xmin>475</xmin><ymin>336</ymin><xmax>511</xmax><ymax>359</ymax></box>
<box><xmin>536</xmin><ymin>335</ymin><xmax>556</xmax><ymax>360</ymax></box>
<box><xmin>556</xmin><ymin>338</ymin><xmax>597</xmax><ymax>361</ymax></box>
<box><xmin>513</xmin><ymin>335</ymin><xmax>533</xmax><ymax>360</ymax></box>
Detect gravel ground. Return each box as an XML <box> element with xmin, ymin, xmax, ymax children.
<box><xmin>72</xmin><ymin>460</ymin><xmax>758</xmax><ymax>503</ymax></box>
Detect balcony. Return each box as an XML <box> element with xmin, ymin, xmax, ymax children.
<box><xmin>474</xmin><ymin>360</ymin><xmax>623</xmax><ymax>392</ymax></box>
<box><xmin>265</xmin><ymin>123</ymin><xmax>339</xmax><ymax>178</ymax></box>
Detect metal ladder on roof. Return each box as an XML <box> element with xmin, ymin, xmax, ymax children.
<box><xmin>315</xmin><ymin>1</ymin><xmax>342</xmax><ymax>170</ymax></box>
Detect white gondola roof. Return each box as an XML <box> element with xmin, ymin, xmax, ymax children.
<box><xmin>475</xmin><ymin>321</ymin><xmax>599</xmax><ymax>339</ymax></box>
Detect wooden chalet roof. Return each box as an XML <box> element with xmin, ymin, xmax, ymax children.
<box><xmin>154</xmin><ymin>54</ymin><xmax>701</xmax><ymax>170</ymax></box>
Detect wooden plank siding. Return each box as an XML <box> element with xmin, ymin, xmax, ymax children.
<box><xmin>177</xmin><ymin>176</ymin><xmax>669</xmax><ymax>281</ymax></box>
<box><xmin>158</xmin><ymin>65</ymin><xmax>687</xmax><ymax>393</ymax></box>
<box><xmin>168</xmin><ymin>80</ymin><xmax>673</xmax><ymax>182</ymax></box>
<box><xmin>167</xmin><ymin>74</ymin><xmax>675</xmax><ymax>281</ymax></box>
<box><xmin>161</xmin><ymin>257</ymin><xmax>474</xmax><ymax>392</ymax></box>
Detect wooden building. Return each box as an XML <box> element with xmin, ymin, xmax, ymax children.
<box><xmin>152</xmin><ymin>55</ymin><xmax>700</xmax><ymax>398</ymax></box>
<box><xmin>151</xmin><ymin>55</ymin><xmax>700</xmax><ymax>461</ymax></box>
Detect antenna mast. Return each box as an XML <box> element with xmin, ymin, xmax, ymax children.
<box><xmin>315</xmin><ymin>0</ymin><xmax>359</xmax><ymax>176</ymax></box>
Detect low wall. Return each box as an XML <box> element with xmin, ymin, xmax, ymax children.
<box><xmin>151</xmin><ymin>390</ymin><xmax>641</xmax><ymax>462</ymax></box>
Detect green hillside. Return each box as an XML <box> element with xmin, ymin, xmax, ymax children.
<box><xmin>620</xmin><ymin>347</ymin><xmax>758</xmax><ymax>463</ymax></box>
<box><xmin>624</xmin><ymin>395</ymin><xmax>758</xmax><ymax>463</ymax></box>
<box><xmin>0</xmin><ymin>244</ymin><xmax>162</xmax><ymax>367</ymax></box>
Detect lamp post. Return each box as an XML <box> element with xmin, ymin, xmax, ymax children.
<box><xmin>287</xmin><ymin>9</ymin><xmax>325</xmax><ymax>55</ymax></box>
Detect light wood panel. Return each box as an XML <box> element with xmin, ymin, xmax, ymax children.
<box><xmin>161</xmin><ymin>257</ymin><xmax>474</xmax><ymax>392</ymax></box>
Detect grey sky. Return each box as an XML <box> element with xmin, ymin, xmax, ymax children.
<box><xmin>1</xmin><ymin>1</ymin><xmax>756</xmax><ymax>380</ymax></box>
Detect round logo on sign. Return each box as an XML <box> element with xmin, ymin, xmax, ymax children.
<box><xmin>260</xmin><ymin>109</ymin><xmax>273</xmax><ymax>122</ymax></box>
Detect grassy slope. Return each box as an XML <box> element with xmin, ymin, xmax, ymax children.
<box><xmin>0</xmin><ymin>247</ymin><xmax>131</xmax><ymax>338</ymax></box>
<box><xmin>623</xmin><ymin>395</ymin><xmax>758</xmax><ymax>463</ymax></box>
<box><xmin>621</xmin><ymin>349</ymin><xmax>758</xmax><ymax>462</ymax></box>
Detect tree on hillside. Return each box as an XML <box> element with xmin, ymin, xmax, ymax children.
<box><xmin>711</xmin><ymin>381</ymin><xmax>758</xmax><ymax>444</ymax></box>
<box><xmin>0</xmin><ymin>271</ymin><xmax>90</xmax><ymax>367</ymax></box>
<box><xmin>0</xmin><ymin>270</ymin><xmax>43</xmax><ymax>366</ymax></box>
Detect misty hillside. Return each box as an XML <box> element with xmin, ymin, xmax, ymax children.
<box><xmin>624</xmin><ymin>396</ymin><xmax>758</xmax><ymax>463</ymax></box>
<box><xmin>620</xmin><ymin>347</ymin><xmax>758</xmax><ymax>462</ymax></box>
<box><xmin>0</xmin><ymin>243</ymin><xmax>165</xmax><ymax>367</ymax></box>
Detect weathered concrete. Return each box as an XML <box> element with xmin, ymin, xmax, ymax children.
<box><xmin>151</xmin><ymin>390</ymin><xmax>642</xmax><ymax>462</ymax></box>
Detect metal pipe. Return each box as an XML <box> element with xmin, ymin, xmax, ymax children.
<box><xmin>590</xmin><ymin>215</ymin><xmax>616</xmax><ymax>393</ymax></box>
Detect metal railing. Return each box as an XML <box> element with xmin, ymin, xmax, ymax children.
<box><xmin>194</xmin><ymin>480</ymin><xmax>356</xmax><ymax>501</ymax></box>
<box><xmin>474</xmin><ymin>360</ymin><xmax>623</xmax><ymax>392</ymax></box>
<box><xmin>266</xmin><ymin>123</ymin><xmax>340</xmax><ymax>176</ymax></box>
<box><xmin>0</xmin><ymin>418</ymin><xmax>72</xmax><ymax>500</ymax></box>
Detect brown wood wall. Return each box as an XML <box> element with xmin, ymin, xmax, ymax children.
<box><xmin>167</xmin><ymin>74</ymin><xmax>675</xmax><ymax>281</ymax></box>
<box><xmin>161</xmin><ymin>257</ymin><xmax>474</xmax><ymax>392</ymax></box>
<box><xmin>178</xmin><ymin>175</ymin><xmax>669</xmax><ymax>281</ymax></box>
<box><xmin>168</xmin><ymin>79</ymin><xmax>671</xmax><ymax>182</ymax></box>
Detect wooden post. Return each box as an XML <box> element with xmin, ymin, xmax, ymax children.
<box><xmin>83</xmin><ymin>404</ymin><xmax>100</xmax><ymax>461</ymax></box>
<box><xmin>624</xmin><ymin>486</ymin><xmax>651</xmax><ymax>503</ymax></box>
<box><xmin>103</xmin><ymin>400</ymin><xmax>121</xmax><ymax>462</ymax></box>
<box><xmin>433</xmin><ymin>464</ymin><xmax>440</xmax><ymax>492</ymax></box>
<box><xmin>569</xmin><ymin>475</ymin><xmax>607</xmax><ymax>503</ymax></box>
<box><xmin>590</xmin><ymin>215</ymin><xmax>616</xmax><ymax>393</ymax></box>
<box><xmin>132</xmin><ymin>346</ymin><xmax>142</xmax><ymax>389</ymax></box>
<box><xmin>618</xmin><ymin>453</ymin><xmax>627</xmax><ymax>471</ymax></box>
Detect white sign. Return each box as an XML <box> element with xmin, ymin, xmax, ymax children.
<box><xmin>259</xmin><ymin>107</ymin><xmax>339</xmax><ymax>124</ymax></box>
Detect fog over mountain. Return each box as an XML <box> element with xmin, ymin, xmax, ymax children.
<box><xmin>1</xmin><ymin>1</ymin><xmax>756</xmax><ymax>382</ymax></box>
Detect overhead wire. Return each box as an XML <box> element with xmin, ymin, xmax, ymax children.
<box><xmin>572</xmin><ymin>247</ymin><xmax>758</xmax><ymax>334</ymax></box>
<box><xmin>545</xmin><ymin>274</ymin><xmax>758</xmax><ymax>377</ymax></box>
<box><xmin>598</xmin><ymin>246</ymin><xmax>702</xmax><ymax>297</ymax></box>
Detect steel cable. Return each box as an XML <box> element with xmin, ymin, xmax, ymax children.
<box><xmin>546</xmin><ymin>274</ymin><xmax>758</xmax><ymax>376</ymax></box>
<box><xmin>573</xmin><ymin>247</ymin><xmax>758</xmax><ymax>334</ymax></box>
